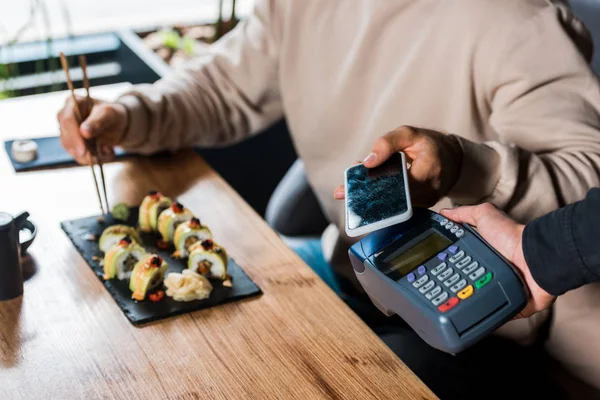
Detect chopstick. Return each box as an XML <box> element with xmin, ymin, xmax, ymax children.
<box><xmin>58</xmin><ymin>52</ymin><xmax>108</xmax><ymax>216</ymax></box>
<box><xmin>79</xmin><ymin>55</ymin><xmax>110</xmax><ymax>214</ymax></box>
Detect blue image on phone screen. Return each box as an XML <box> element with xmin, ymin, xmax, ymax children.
<box><xmin>346</xmin><ymin>153</ymin><xmax>408</xmax><ymax>230</ymax></box>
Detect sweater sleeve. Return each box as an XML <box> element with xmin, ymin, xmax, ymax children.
<box><xmin>114</xmin><ymin>0</ymin><xmax>283</xmax><ymax>155</ymax></box>
<box><xmin>523</xmin><ymin>187</ymin><xmax>600</xmax><ymax>296</ymax></box>
<box><xmin>447</xmin><ymin>3</ymin><xmax>600</xmax><ymax>225</ymax></box>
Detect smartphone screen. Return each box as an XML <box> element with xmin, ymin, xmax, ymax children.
<box><xmin>345</xmin><ymin>152</ymin><xmax>410</xmax><ymax>234</ymax></box>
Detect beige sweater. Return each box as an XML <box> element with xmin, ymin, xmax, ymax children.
<box><xmin>116</xmin><ymin>0</ymin><xmax>600</xmax><ymax>289</ymax></box>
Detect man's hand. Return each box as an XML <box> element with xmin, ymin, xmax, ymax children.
<box><xmin>440</xmin><ymin>203</ymin><xmax>556</xmax><ymax>319</ymax></box>
<box><xmin>57</xmin><ymin>95</ymin><xmax>129</xmax><ymax>164</ymax></box>
<box><xmin>333</xmin><ymin>126</ymin><xmax>463</xmax><ymax>207</ymax></box>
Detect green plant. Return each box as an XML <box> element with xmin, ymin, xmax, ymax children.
<box><xmin>158</xmin><ymin>29</ymin><xmax>197</xmax><ymax>57</ymax></box>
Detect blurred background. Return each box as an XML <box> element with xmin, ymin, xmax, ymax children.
<box><xmin>0</xmin><ymin>0</ymin><xmax>254</xmax><ymax>45</ymax></box>
<box><xmin>0</xmin><ymin>0</ymin><xmax>301</xmax><ymax>224</ymax></box>
<box><xmin>1</xmin><ymin>0</ymin><xmax>598</xmax><ymax>243</ymax></box>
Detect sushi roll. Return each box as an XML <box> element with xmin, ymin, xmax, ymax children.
<box><xmin>103</xmin><ymin>236</ymin><xmax>147</xmax><ymax>280</ymax></box>
<box><xmin>187</xmin><ymin>239</ymin><xmax>228</xmax><ymax>280</ymax></box>
<box><xmin>98</xmin><ymin>224</ymin><xmax>142</xmax><ymax>253</ymax></box>
<box><xmin>173</xmin><ymin>217</ymin><xmax>212</xmax><ymax>258</ymax></box>
<box><xmin>129</xmin><ymin>254</ymin><xmax>168</xmax><ymax>301</ymax></box>
<box><xmin>157</xmin><ymin>201</ymin><xmax>194</xmax><ymax>242</ymax></box>
<box><xmin>138</xmin><ymin>190</ymin><xmax>172</xmax><ymax>232</ymax></box>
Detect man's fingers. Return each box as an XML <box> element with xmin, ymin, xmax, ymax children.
<box><xmin>80</xmin><ymin>104</ymin><xmax>118</xmax><ymax>140</ymax></box>
<box><xmin>58</xmin><ymin>111</ymin><xmax>87</xmax><ymax>159</ymax></box>
<box><xmin>363</xmin><ymin>126</ymin><xmax>419</xmax><ymax>168</ymax></box>
<box><xmin>334</xmin><ymin>185</ymin><xmax>345</xmax><ymax>199</ymax></box>
<box><xmin>440</xmin><ymin>203</ymin><xmax>496</xmax><ymax>227</ymax></box>
<box><xmin>440</xmin><ymin>206</ymin><xmax>478</xmax><ymax>226</ymax></box>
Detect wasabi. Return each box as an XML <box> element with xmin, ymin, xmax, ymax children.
<box><xmin>112</xmin><ymin>202</ymin><xmax>130</xmax><ymax>221</ymax></box>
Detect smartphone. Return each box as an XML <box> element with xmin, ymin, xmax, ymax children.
<box><xmin>344</xmin><ymin>152</ymin><xmax>412</xmax><ymax>237</ymax></box>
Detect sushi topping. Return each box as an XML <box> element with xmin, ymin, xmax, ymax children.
<box><xmin>201</xmin><ymin>239</ymin><xmax>214</xmax><ymax>250</ymax></box>
<box><xmin>171</xmin><ymin>201</ymin><xmax>185</xmax><ymax>213</ymax></box>
<box><xmin>150</xmin><ymin>255</ymin><xmax>163</xmax><ymax>268</ymax></box>
<box><xmin>118</xmin><ymin>236</ymin><xmax>133</xmax><ymax>246</ymax></box>
<box><xmin>149</xmin><ymin>290</ymin><xmax>165</xmax><ymax>302</ymax></box>
<box><xmin>189</xmin><ymin>217</ymin><xmax>201</xmax><ymax>229</ymax></box>
<box><xmin>148</xmin><ymin>190</ymin><xmax>160</xmax><ymax>199</ymax></box>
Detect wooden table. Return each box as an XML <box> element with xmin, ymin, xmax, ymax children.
<box><xmin>0</xmin><ymin>85</ymin><xmax>436</xmax><ymax>399</ymax></box>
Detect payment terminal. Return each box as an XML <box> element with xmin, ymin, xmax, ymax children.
<box><xmin>349</xmin><ymin>207</ymin><xmax>527</xmax><ymax>354</ymax></box>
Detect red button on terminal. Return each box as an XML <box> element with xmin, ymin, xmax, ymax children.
<box><xmin>438</xmin><ymin>297</ymin><xmax>459</xmax><ymax>313</ymax></box>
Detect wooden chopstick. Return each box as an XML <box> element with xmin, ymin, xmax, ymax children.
<box><xmin>59</xmin><ymin>52</ymin><xmax>106</xmax><ymax>216</ymax></box>
<box><xmin>79</xmin><ymin>55</ymin><xmax>110</xmax><ymax>214</ymax></box>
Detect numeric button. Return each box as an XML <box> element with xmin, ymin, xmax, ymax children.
<box><xmin>450</xmin><ymin>279</ymin><xmax>467</xmax><ymax>293</ymax></box>
<box><xmin>444</xmin><ymin>274</ymin><xmax>460</xmax><ymax>287</ymax></box>
<box><xmin>431</xmin><ymin>262</ymin><xmax>447</xmax><ymax>276</ymax></box>
<box><xmin>419</xmin><ymin>280</ymin><xmax>435</xmax><ymax>294</ymax></box>
<box><xmin>425</xmin><ymin>286</ymin><xmax>442</xmax><ymax>300</ymax></box>
<box><xmin>432</xmin><ymin>291</ymin><xmax>449</xmax><ymax>306</ymax></box>
<box><xmin>449</xmin><ymin>250</ymin><xmax>465</xmax><ymax>263</ymax></box>
<box><xmin>456</xmin><ymin>256</ymin><xmax>472</xmax><ymax>269</ymax></box>
<box><xmin>438</xmin><ymin>268</ymin><xmax>453</xmax><ymax>281</ymax></box>
<box><xmin>412</xmin><ymin>274</ymin><xmax>429</xmax><ymax>288</ymax></box>
<box><xmin>469</xmin><ymin>267</ymin><xmax>486</xmax><ymax>281</ymax></box>
<box><xmin>463</xmin><ymin>261</ymin><xmax>479</xmax><ymax>274</ymax></box>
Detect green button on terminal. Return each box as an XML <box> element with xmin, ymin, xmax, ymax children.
<box><xmin>475</xmin><ymin>272</ymin><xmax>493</xmax><ymax>289</ymax></box>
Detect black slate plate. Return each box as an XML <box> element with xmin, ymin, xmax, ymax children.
<box><xmin>4</xmin><ymin>136</ymin><xmax>128</xmax><ymax>172</ymax></box>
<box><xmin>60</xmin><ymin>207</ymin><xmax>262</xmax><ymax>326</ymax></box>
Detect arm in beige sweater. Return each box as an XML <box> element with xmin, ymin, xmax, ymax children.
<box><xmin>116</xmin><ymin>0</ymin><xmax>282</xmax><ymax>154</ymax></box>
<box><xmin>448</xmin><ymin>4</ymin><xmax>600</xmax><ymax>224</ymax></box>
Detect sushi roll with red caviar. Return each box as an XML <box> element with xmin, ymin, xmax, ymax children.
<box><xmin>157</xmin><ymin>201</ymin><xmax>194</xmax><ymax>242</ymax></box>
<box><xmin>129</xmin><ymin>254</ymin><xmax>168</xmax><ymax>301</ymax></box>
<box><xmin>173</xmin><ymin>217</ymin><xmax>212</xmax><ymax>258</ymax></box>
<box><xmin>187</xmin><ymin>239</ymin><xmax>228</xmax><ymax>280</ymax></box>
<box><xmin>99</xmin><ymin>224</ymin><xmax>142</xmax><ymax>253</ymax></box>
<box><xmin>103</xmin><ymin>236</ymin><xmax>147</xmax><ymax>280</ymax></box>
<box><xmin>138</xmin><ymin>190</ymin><xmax>172</xmax><ymax>232</ymax></box>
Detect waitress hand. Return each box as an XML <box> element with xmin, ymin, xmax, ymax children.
<box><xmin>333</xmin><ymin>125</ymin><xmax>463</xmax><ymax>207</ymax></box>
<box><xmin>57</xmin><ymin>96</ymin><xmax>128</xmax><ymax>165</ymax></box>
<box><xmin>440</xmin><ymin>203</ymin><xmax>556</xmax><ymax>319</ymax></box>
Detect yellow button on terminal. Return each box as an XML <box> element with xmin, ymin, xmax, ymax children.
<box><xmin>458</xmin><ymin>285</ymin><xmax>474</xmax><ymax>300</ymax></box>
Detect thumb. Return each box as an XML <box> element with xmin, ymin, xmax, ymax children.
<box><xmin>440</xmin><ymin>205</ymin><xmax>481</xmax><ymax>227</ymax></box>
<box><xmin>80</xmin><ymin>104</ymin><xmax>116</xmax><ymax>139</ymax></box>
<box><xmin>364</xmin><ymin>126</ymin><xmax>418</xmax><ymax>168</ymax></box>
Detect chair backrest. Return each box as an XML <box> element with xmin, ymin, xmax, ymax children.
<box><xmin>570</xmin><ymin>0</ymin><xmax>600</xmax><ymax>76</ymax></box>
